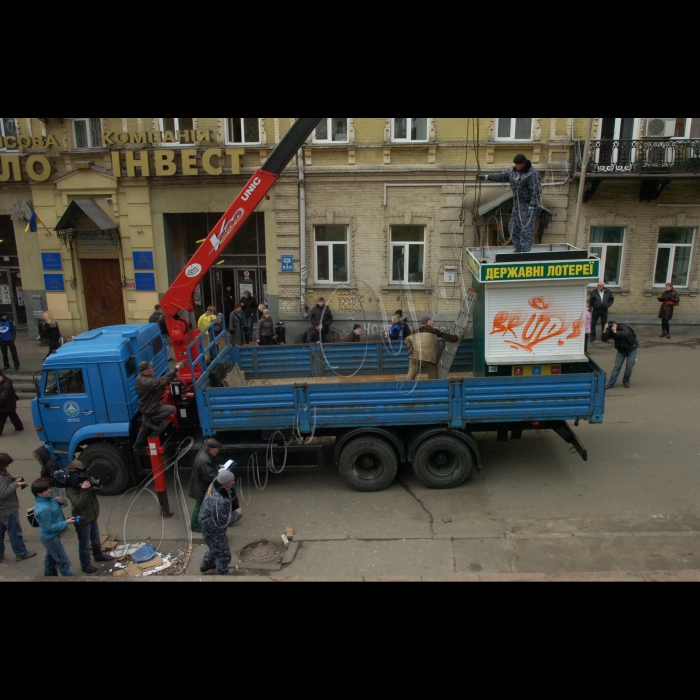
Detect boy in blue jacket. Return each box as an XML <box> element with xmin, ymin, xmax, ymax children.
<box><xmin>31</xmin><ymin>480</ymin><xmax>77</xmax><ymax>577</ymax></box>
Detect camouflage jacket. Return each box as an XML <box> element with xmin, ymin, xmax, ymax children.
<box><xmin>199</xmin><ymin>482</ymin><xmax>240</xmax><ymax>531</ymax></box>
<box><xmin>487</xmin><ymin>166</ymin><xmax>542</xmax><ymax>210</ymax></box>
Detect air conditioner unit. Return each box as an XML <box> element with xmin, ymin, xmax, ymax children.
<box><xmin>646</xmin><ymin>118</ymin><xmax>676</xmax><ymax>138</ymax></box>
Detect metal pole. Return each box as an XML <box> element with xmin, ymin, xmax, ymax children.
<box><xmin>298</xmin><ymin>147</ymin><xmax>307</xmax><ymax>316</ymax></box>
<box><xmin>573</xmin><ymin>117</ymin><xmax>594</xmax><ymax>249</ymax></box>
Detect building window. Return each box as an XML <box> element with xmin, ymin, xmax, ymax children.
<box><xmin>654</xmin><ymin>228</ymin><xmax>695</xmax><ymax>288</ymax></box>
<box><xmin>314</xmin><ymin>118</ymin><xmax>349</xmax><ymax>143</ymax></box>
<box><xmin>160</xmin><ymin>117</ymin><xmax>195</xmax><ymax>146</ymax></box>
<box><xmin>391</xmin><ymin>225</ymin><xmax>425</xmax><ymax>284</ymax></box>
<box><xmin>226</xmin><ymin>118</ymin><xmax>261</xmax><ymax>145</ymax></box>
<box><xmin>496</xmin><ymin>118</ymin><xmax>533</xmax><ymax>141</ymax></box>
<box><xmin>73</xmin><ymin>118</ymin><xmax>102</xmax><ymax>149</ymax></box>
<box><xmin>673</xmin><ymin>118</ymin><xmax>700</xmax><ymax>139</ymax></box>
<box><xmin>392</xmin><ymin>118</ymin><xmax>428</xmax><ymax>143</ymax></box>
<box><xmin>315</xmin><ymin>226</ymin><xmax>348</xmax><ymax>283</ymax></box>
<box><xmin>1</xmin><ymin>118</ymin><xmax>17</xmax><ymax>150</ymax></box>
<box><xmin>589</xmin><ymin>227</ymin><xmax>625</xmax><ymax>286</ymax></box>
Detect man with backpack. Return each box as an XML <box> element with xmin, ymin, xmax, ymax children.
<box><xmin>602</xmin><ymin>321</ymin><xmax>639</xmax><ymax>390</ymax></box>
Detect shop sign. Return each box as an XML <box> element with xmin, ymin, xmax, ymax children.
<box><xmin>76</xmin><ymin>233</ymin><xmax>119</xmax><ymax>260</ymax></box>
<box><xmin>480</xmin><ymin>260</ymin><xmax>599</xmax><ymax>283</ymax></box>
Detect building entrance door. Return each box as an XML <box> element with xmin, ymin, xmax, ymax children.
<box><xmin>0</xmin><ymin>269</ymin><xmax>27</xmax><ymax>328</ymax></box>
<box><xmin>81</xmin><ymin>259</ymin><xmax>126</xmax><ymax>329</ymax></box>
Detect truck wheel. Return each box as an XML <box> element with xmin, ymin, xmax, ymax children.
<box><xmin>338</xmin><ymin>436</ymin><xmax>399</xmax><ymax>492</ymax></box>
<box><xmin>413</xmin><ymin>435</ymin><xmax>473</xmax><ymax>489</ymax></box>
<box><xmin>78</xmin><ymin>443</ymin><xmax>131</xmax><ymax>496</ymax></box>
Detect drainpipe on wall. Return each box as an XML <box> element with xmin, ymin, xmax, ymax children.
<box><xmin>298</xmin><ymin>147</ymin><xmax>307</xmax><ymax>317</ymax></box>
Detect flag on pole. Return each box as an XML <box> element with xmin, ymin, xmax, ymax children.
<box><xmin>25</xmin><ymin>207</ymin><xmax>42</xmax><ymax>233</ymax></box>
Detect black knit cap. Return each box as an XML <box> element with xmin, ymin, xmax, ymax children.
<box><xmin>513</xmin><ymin>154</ymin><xmax>528</xmax><ymax>164</ymax></box>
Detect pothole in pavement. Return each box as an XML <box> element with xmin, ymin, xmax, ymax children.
<box><xmin>239</xmin><ymin>540</ymin><xmax>285</xmax><ymax>565</ymax></box>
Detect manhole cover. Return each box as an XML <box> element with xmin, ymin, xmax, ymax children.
<box><xmin>239</xmin><ymin>540</ymin><xmax>284</xmax><ymax>564</ymax></box>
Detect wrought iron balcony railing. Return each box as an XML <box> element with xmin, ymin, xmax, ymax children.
<box><xmin>575</xmin><ymin>140</ymin><xmax>700</xmax><ymax>175</ymax></box>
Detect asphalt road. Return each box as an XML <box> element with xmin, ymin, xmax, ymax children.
<box><xmin>2</xmin><ymin>325</ymin><xmax>699</xmax><ymax>581</ymax></box>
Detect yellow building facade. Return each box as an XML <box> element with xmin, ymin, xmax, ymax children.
<box><xmin>0</xmin><ymin>117</ymin><xmax>697</xmax><ymax>342</ymax></box>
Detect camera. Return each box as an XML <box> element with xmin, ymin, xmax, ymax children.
<box><xmin>53</xmin><ymin>466</ymin><xmax>101</xmax><ymax>489</ymax></box>
<box><xmin>16</xmin><ymin>476</ymin><xmax>27</xmax><ymax>490</ymax></box>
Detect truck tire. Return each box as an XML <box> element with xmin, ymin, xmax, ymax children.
<box><xmin>338</xmin><ymin>436</ymin><xmax>399</xmax><ymax>492</ymax></box>
<box><xmin>78</xmin><ymin>443</ymin><xmax>131</xmax><ymax>496</ymax></box>
<box><xmin>413</xmin><ymin>435</ymin><xmax>473</xmax><ymax>489</ymax></box>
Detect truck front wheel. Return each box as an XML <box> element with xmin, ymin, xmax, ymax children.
<box><xmin>338</xmin><ymin>436</ymin><xmax>399</xmax><ymax>492</ymax></box>
<box><xmin>78</xmin><ymin>443</ymin><xmax>131</xmax><ymax>496</ymax></box>
<box><xmin>413</xmin><ymin>435</ymin><xmax>473</xmax><ymax>489</ymax></box>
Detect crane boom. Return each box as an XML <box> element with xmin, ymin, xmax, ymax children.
<box><xmin>160</xmin><ymin>118</ymin><xmax>323</xmax><ymax>364</ymax></box>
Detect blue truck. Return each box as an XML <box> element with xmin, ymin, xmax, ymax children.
<box><xmin>31</xmin><ymin>321</ymin><xmax>606</xmax><ymax>496</ymax></box>
<box><xmin>31</xmin><ymin>119</ymin><xmax>606</xmax><ymax>502</ymax></box>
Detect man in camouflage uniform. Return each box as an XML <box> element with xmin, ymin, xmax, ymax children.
<box><xmin>199</xmin><ymin>469</ymin><xmax>242</xmax><ymax>576</ymax></box>
<box><xmin>477</xmin><ymin>154</ymin><xmax>542</xmax><ymax>253</ymax></box>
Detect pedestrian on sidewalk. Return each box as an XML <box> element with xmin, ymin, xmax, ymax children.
<box><xmin>257</xmin><ymin>309</ymin><xmax>277</xmax><ymax>346</ymax></box>
<box><xmin>199</xmin><ymin>469</ymin><xmax>242</xmax><ymax>576</ymax></box>
<box><xmin>657</xmin><ymin>283</ymin><xmax>680</xmax><ymax>339</ymax></box>
<box><xmin>0</xmin><ymin>368</ymin><xmax>23</xmax><ymax>436</ymax></box>
<box><xmin>31</xmin><ymin>478</ymin><xmax>76</xmax><ymax>577</ymax></box>
<box><xmin>0</xmin><ymin>454</ymin><xmax>36</xmax><ymax>565</ymax></box>
<box><xmin>65</xmin><ymin>461</ymin><xmax>113</xmax><ymax>574</ymax></box>
<box><xmin>188</xmin><ymin>439</ymin><xmax>223</xmax><ymax>533</ymax></box>
<box><xmin>588</xmin><ymin>282</ymin><xmax>615</xmax><ymax>344</ymax></box>
<box><xmin>585</xmin><ymin>301</ymin><xmax>592</xmax><ymax>355</ymax></box>
<box><xmin>229</xmin><ymin>303</ymin><xmax>247</xmax><ymax>347</ymax></box>
<box><xmin>41</xmin><ymin>312</ymin><xmax>62</xmax><ymax>358</ymax></box>
<box><xmin>603</xmin><ymin>321</ymin><xmax>639</xmax><ymax>390</ymax></box>
<box><xmin>0</xmin><ymin>312</ymin><xmax>20</xmax><ymax>371</ymax></box>
<box><xmin>346</xmin><ymin>324</ymin><xmax>363</xmax><ymax>342</ymax></box>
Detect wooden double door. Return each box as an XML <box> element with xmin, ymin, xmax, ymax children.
<box><xmin>81</xmin><ymin>259</ymin><xmax>126</xmax><ymax>329</ymax></box>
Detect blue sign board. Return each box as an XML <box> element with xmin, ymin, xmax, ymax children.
<box><xmin>41</xmin><ymin>253</ymin><xmax>63</xmax><ymax>271</ymax></box>
<box><xmin>133</xmin><ymin>252</ymin><xmax>154</xmax><ymax>270</ymax></box>
<box><xmin>134</xmin><ymin>273</ymin><xmax>157</xmax><ymax>292</ymax></box>
<box><xmin>44</xmin><ymin>274</ymin><xmax>65</xmax><ymax>292</ymax></box>
<box><xmin>281</xmin><ymin>255</ymin><xmax>294</xmax><ymax>272</ymax></box>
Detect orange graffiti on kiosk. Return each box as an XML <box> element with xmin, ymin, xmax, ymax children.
<box><xmin>491</xmin><ymin>296</ymin><xmax>583</xmax><ymax>354</ymax></box>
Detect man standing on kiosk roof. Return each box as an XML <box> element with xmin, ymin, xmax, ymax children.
<box><xmin>477</xmin><ymin>154</ymin><xmax>542</xmax><ymax>253</ymax></box>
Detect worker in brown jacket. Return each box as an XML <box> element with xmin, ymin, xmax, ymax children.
<box><xmin>405</xmin><ymin>316</ymin><xmax>463</xmax><ymax>380</ymax></box>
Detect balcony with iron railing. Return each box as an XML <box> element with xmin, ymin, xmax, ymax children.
<box><xmin>575</xmin><ymin>140</ymin><xmax>700</xmax><ymax>176</ymax></box>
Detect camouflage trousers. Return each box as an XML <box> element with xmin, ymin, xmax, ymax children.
<box><xmin>509</xmin><ymin>206</ymin><xmax>537</xmax><ymax>253</ymax></box>
<box><xmin>201</xmin><ymin>527</ymin><xmax>231</xmax><ymax>575</ymax></box>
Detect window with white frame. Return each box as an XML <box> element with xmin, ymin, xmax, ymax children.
<box><xmin>589</xmin><ymin>227</ymin><xmax>625</xmax><ymax>286</ymax></box>
<box><xmin>392</xmin><ymin>118</ymin><xmax>428</xmax><ymax>143</ymax></box>
<box><xmin>496</xmin><ymin>118</ymin><xmax>533</xmax><ymax>141</ymax></box>
<box><xmin>160</xmin><ymin>117</ymin><xmax>194</xmax><ymax>146</ymax></box>
<box><xmin>226</xmin><ymin>118</ymin><xmax>261</xmax><ymax>145</ymax></box>
<box><xmin>315</xmin><ymin>225</ymin><xmax>349</xmax><ymax>283</ymax></box>
<box><xmin>73</xmin><ymin>118</ymin><xmax>102</xmax><ymax>149</ymax></box>
<box><xmin>673</xmin><ymin>118</ymin><xmax>700</xmax><ymax>139</ymax></box>
<box><xmin>654</xmin><ymin>228</ymin><xmax>695</xmax><ymax>288</ymax></box>
<box><xmin>1</xmin><ymin>117</ymin><xmax>17</xmax><ymax>147</ymax></box>
<box><xmin>391</xmin><ymin>226</ymin><xmax>425</xmax><ymax>284</ymax></box>
<box><xmin>314</xmin><ymin>118</ymin><xmax>349</xmax><ymax>143</ymax></box>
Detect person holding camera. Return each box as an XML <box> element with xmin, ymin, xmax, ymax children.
<box><xmin>602</xmin><ymin>321</ymin><xmax>639</xmax><ymax>390</ymax></box>
<box><xmin>0</xmin><ymin>454</ymin><xmax>36</xmax><ymax>565</ymax></box>
<box><xmin>188</xmin><ymin>439</ymin><xmax>224</xmax><ymax>533</ymax></box>
<box><xmin>65</xmin><ymin>461</ymin><xmax>113</xmax><ymax>574</ymax></box>
<box><xmin>199</xmin><ymin>469</ymin><xmax>242</xmax><ymax>576</ymax></box>
<box><xmin>31</xmin><ymin>479</ymin><xmax>76</xmax><ymax>577</ymax></box>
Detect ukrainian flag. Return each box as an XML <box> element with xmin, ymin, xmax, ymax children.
<box><xmin>25</xmin><ymin>207</ymin><xmax>41</xmax><ymax>233</ymax></box>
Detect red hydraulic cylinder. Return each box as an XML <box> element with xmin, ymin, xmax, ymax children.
<box><xmin>148</xmin><ymin>434</ymin><xmax>174</xmax><ymax>520</ymax></box>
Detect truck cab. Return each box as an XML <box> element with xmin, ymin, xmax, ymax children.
<box><xmin>32</xmin><ymin>323</ymin><xmax>169</xmax><ymax>495</ymax></box>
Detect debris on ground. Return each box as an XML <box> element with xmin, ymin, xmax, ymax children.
<box><xmin>443</xmin><ymin>517</ymin><xmax>453</xmax><ymax>524</ymax></box>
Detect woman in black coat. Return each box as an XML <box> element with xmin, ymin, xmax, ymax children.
<box><xmin>657</xmin><ymin>283</ymin><xmax>680</xmax><ymax>339</ymax></box>
<box><xmin>0</xmin><ymin>368</ymin><xmax>23</xmax><ymax>435</ymax></box>
<box><xmin>41</xmin><ymin>312</ymin><xmax>62</xmax><ymax>357</ymax></box>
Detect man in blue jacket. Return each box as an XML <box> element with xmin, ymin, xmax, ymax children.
<box><xmin>0</xmin><ymin>312</ymin><xmax>20</xmax><ymax>371</ymax></box>
<box><xmin>31</xmin><ymin>479</ymin><xmax>77</xmax><ymax>577</ymax></box>
<box><xmin>477</xmin><ymin>154</ymin><xmax>543</xmax><ymax>253</ymax></box>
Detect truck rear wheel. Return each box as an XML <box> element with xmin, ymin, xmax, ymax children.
<box><xmin>78</xmin><ymin>443</ymin><xmax>131</xmax><ymax>496</ymax></box>
<box><xmin>413</xmin><ymin>435</ymin><xmax>473</xmax><ymax>489</ymax></box>
<box><xmin>338</xmin><ymin>436</ymin><xmax>398</xmax><ymax>492</ymax></box>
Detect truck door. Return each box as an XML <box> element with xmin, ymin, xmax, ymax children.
<box><xmin>38</xmin><ymin>367</ymin><xmax>97</xmax><ymax>444</ymax></box>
